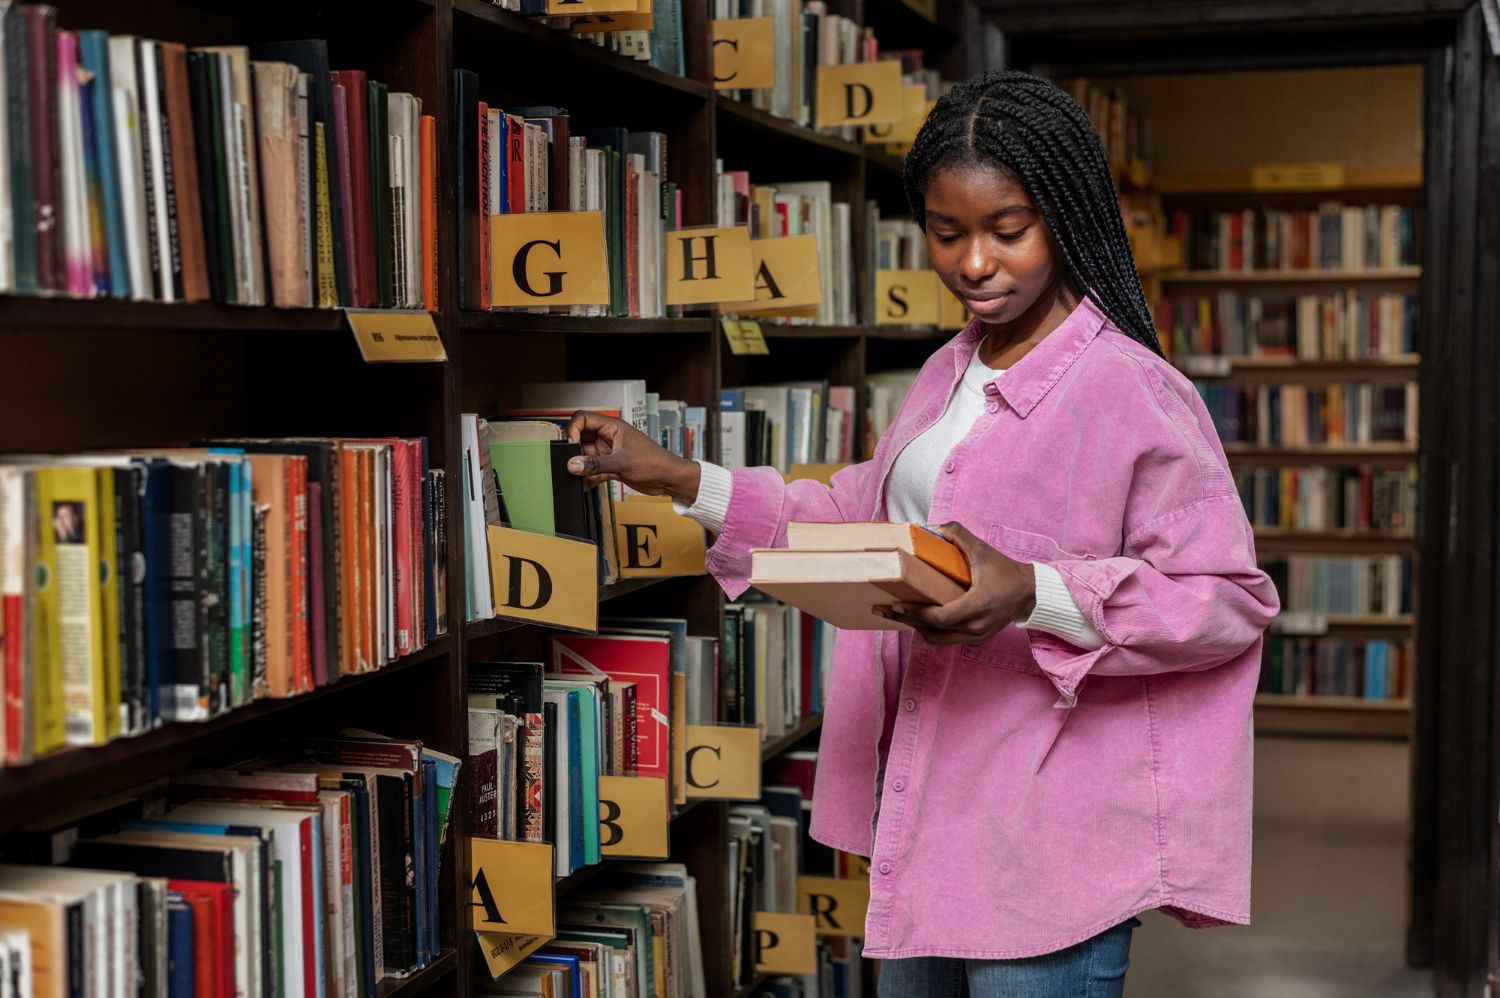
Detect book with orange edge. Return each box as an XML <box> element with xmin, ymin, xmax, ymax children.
<box><xmin>783</xmin><ymin>521</ymin><xmax>973</xmax><ymax>587</ymax></box>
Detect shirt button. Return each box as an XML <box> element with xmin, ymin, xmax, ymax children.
<box><xmin>904</xmin><ymin>698</ymin><xmax>916</xmax><ymax>711</ymax></box>
<box><xmin>892</xmin><ymin>780</ymin><xmax>905</xmax><ymax>792</ymax></box>
<box><xmin>944</xmin><ymin>460</ymin><xmax>956</xmax><ymax>473</ymax></box>
<box><xmin>879</xmin><ymin>862</ymin><xmax>892</xmax><ymax>875</ymax></box>
<box><xmin>987</xmin><ymin>401</ymin><xmax>999</xmax><ymax>414</ymax></box>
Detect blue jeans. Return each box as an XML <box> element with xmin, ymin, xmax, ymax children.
<box><xmin>876</xmin><ymin>918</ymin><xmax>1139</xmax><ymax>998</ymax></box>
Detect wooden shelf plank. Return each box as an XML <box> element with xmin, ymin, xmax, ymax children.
<box><xmin>451</xmin><ymin>0</ymin><xmax>711</xmax><ymax>102</ymax></box>
<box><xmin>0</xmin><ymin>638</ymin><xmax>452</xmax><ymax>804</ymax></box>
<box><xmin>1175</xmin><ymin>354</ymin><xmax>1419</xmax><ymax>378</ymax></box>
<box><xmin>715</xmin><ymin>99</ymin><xmax>863</xmax><ymax>158</ymax></box>
<box><xmin>1158</xmin><ymin>266</ymin><xmax>1420</xmax><ymax>283</ymax></box>
<box><xmin>1254</xmin><ymin>696</ymin><xmax>1410</xmax><ymax>738</ymax></box>
<box><xmin>865</xmin><ymin>149</ymin><xmax>907</xmax><ymax>178</ymax></box>
<box><xmin>1154</xmin><ymin>165</ymin><xmax>1423</xmax><ymax>194</ymax></box>
<box><xmin>761</xmin><ymin>713</ymin><xmax>823</xmax><ymax>761</ymax></box>
<box><xmin>376</xmin><ymin>950</ymin><xmax>459</xmax><ymax>998</ymax></box>
<box><xmin>0</xmin><ymin>295</ymin><xmax>354</xmax><ymax>332</ymax></box>
<box><xmin>1255</xmin><ymin>694</ymin><xmax>1411</xmax><ymax>711</ymax></box>
<box><xmin>1253</xmin><ymin>528</ymin><xmax>1414</xmax><ymax>541</ymax></box>
<box><xmin>1224</xmin><ymin>443</ymin><xmax>1416</xmax><ymax>459</ymax></box>
<box><xmin>460</xmin><ymin>313</ymin><xmax>715</xmax><ymax>334</ymax></box>
<box><xmin>465</xmin><ymin>576</ymin><xmax>674</xmax><ymax>641</ymax></box>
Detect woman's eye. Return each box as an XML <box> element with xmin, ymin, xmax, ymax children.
<box><xmin>934</xmin><ymin>233</ymin><xmax>961</xmax><ymax>244</ymax></box>
<box><xmin>996</xmin><ymin>227</ymin><xmax>1029</xmax><ymax>242</ymax></box>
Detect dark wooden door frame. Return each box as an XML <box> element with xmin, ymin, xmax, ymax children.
<box><xmin>975</xmin><ymin>3</ymin><xmax>1497</xmax><ymax>996</ymax></box>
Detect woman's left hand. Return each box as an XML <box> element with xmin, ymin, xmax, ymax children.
<box><xmin>878</xmin><ymin>522</ymin><xmax>1039</xmax><ymax>645</ymax></box>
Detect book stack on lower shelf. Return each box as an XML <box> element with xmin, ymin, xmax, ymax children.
<box><xmin>0</xmin><ymin>728</ymin><xmax>458</xmax><ymax>998</ymax></box>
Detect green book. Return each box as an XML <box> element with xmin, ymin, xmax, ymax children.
<box><xmin>488</xmin><ymin>440</ymin><xmax>556</xmax><ymax>535</ymax></box>
<box><xmin>547</xmin><ymin>681</ymin><xmax>601</xmax><ymax>863</ymax></box>
<box><xmin>368</xmin><ymin>79</ymin><xmax>392</xmax><ymax>308</ymax></box>
<box><xmin>206</xmin><ymin>54</ymin><xmax>237</xmax><ymax>303</ymax></box>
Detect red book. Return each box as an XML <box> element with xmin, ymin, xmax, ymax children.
<box><xmin>390</xmin><ymin>440</ymin><xmax>413</xmax><ymax>656</ymax></box>
<box><xmin>307</xmin><ymin>480</ymin><xmax>328</xmax><ymax>686</ymax></box>
<box><xmin>290</xmin><ymin>456</ymin><xmax>312</xmax><ymax>694</ymax></box>
<box><xmin>625</xmin><ymin>161</ymin><xmax>638</xmax><ymax>316</ymax></box>
<box><xmin>1228</xmin><ymin>213</ymin><xmax>1243</xmax><ymax>271</ymax></box>
<box><xmin>169</xmin><ymin>880</ymin><xmax>234</xmax><ymax>998</ymax></box>
<box><xmin>332</xmin><ymin>70</ymin><xmax>376</xmax><ymax>307</ymax></box>
<box><xmin>168</xmin><ymin>770</ymin><xmax>323</xmax><ymax>805</ymax></box>
<box><xmin>764</xmin><ymin>750</ymin><xmax>817</xmax><ymax>799</ymax></box>
<box><xmin>420</xmin><ymin>115</ymin><xmax>438</xmax><ymax>310</ymax></box>
<box><xmin>551</xmin><ymin>634</ymin><xmax>672</xmax><ymax>785</ymax></box>
<box><xmin>406</xmin><ymin>439</ymin><xmax>426</xmax><ymax>650</ymax></box>
<box><xmin>478</xmin><ymin>102</ymin><xmax>490</xmax><ymax>310</ymax></box>
<box><xmin>507</xmin><ymin>114</ymin><xmax>525</xmax><ymax>215</ymax></box>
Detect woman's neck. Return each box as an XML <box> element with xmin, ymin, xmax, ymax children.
<box><xmin>977</xmin><ymin>277</ymin><xmax>1081</xmax><ymax>369</ymax></box>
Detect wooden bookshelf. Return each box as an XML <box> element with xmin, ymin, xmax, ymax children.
<box><xmin>1253</xmin><ymin>694</ymin><xmax>1410</xmax><ymax>738</ymax></box>
<box><xmin>1158</xmin><ymin>266</ymin><xmax>1421</xmax><ymax>283</ymax></box>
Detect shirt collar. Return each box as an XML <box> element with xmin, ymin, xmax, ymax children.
<box><xmin>950</xmin><ymin>296</ymin><xmax>1107</xmax><ymax>418</ymax></box>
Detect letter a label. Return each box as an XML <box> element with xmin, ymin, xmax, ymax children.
<box><xmin>815</xmin><ymin>61</ymin><xmax>904</xmax><ymax>127</ymax></box>
<box><xmin>723</xmin><ymin>233</ymin><xmax>822</xmax><ymax>314</ymax></box>
<box><xmin>469</xmin><ymin>838</ymin><xmax>555</xmax><ymax>935</ymax></box>
<box><xmin>491</xmin><ymin>210</ymin><xmax>610</xmax><ymax>307</ymax></box>
<box><xmin>486</xmin><ymin>524</ymin><xmax>599</xmax><ymax>631</ymax></box>
<box><xmin>664</xmin><ymin>225</ymin><xmax>755</xmax><ymax>305</ymax></box>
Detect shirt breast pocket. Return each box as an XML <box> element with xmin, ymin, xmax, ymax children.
<box><xmin>956</xmin><ymin>524</ymin><xmax>1085</xmax><ymax>676</ymax></box>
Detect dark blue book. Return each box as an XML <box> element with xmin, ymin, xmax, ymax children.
<box><xmin>78</xmin><ymin>31</ymin><xmax>128</xmax><ymax>297</ymax></box>
<box><xmin>347</xmin><ymin>784</ymin><xmax>377</xmax><ymax>998</ymax></box>
<box><xmin>422</xmin><ymin>757</ymin><xmax>439</xmax><ymax>960</ymax></box>
<box><xmin>567</xmin><ymin>689</ymin><xmax>584</xmax><ymax>872</ymax></box>
<box><xmin>166</xmin><ymin>893</ymin><xmax>194</xmax><ymax>998</ymax></box>
<box><xmin>2</xmin><ymin>4</ymin><xmax>31</xmax><ymax>294</ymax></box>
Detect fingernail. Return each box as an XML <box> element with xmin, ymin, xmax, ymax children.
<box><xmin>890</xmin><ymin>603</ymin><xmax>906</xmax><ymax>614</ymax></box>
<box><xmin>568</xmin><ymin>458</ymin><xmax>585</xmax><ymax>473</ymax></box>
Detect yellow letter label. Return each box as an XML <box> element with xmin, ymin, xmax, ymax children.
<box><xmin>491</xmin><ymin>211</ymin><xmax>610</xmax><ymax>307</ymax></box>
<box><xmin>875</xmin><ymin>269</ymin><xmax>939</xmax><ymax>325</ymax></box>
<box><xmin>815</xmin><ymin>61</ymin><xmax>904</xmax><ymax>127</ymax></box>
<box><xmin>598</xmin><ymin>775</ymin><xmax>670</xmax><ymax>858</ymax></box>
<box><xmin>664</xmin><ymin>226</ymin><xmax>755</xmax><ymax>305</ymax></box>
<box><xmin>486</xmin><ymin>525</ymin><xmax>599</xmax><ymax>632</ymax></box>
<box><xmin>724</xmin><ymin>234</ymin><xmax>822</xmax><ymax>313</ymax></box>
<box><xmin>684</xmin><ymin>724</ymin><xmax>762</xmax><ymax>800</ymax></box>
<box><xmin>798</xmin><ymin>875</ymin><xmax>872</xmax><ymax>936</ymax></box>
<box><xmin>470</xmin><ymin>838</ymin><xmax>555</xmax><ymax>935</ymax></box>
<box><xmin>346</xmin><ymin>309</ymin><xmax>447</xmax><ymax>363</ymax></box>
<box><xmin>713</xmin><ymin>18</ymin><xmax>776</xmax><ymax>89</ymax></box>
<box><xmin>476</xmin><ymin>932</ymin><xmax>551</xmax><ymax>981</ymax></box>
<box><xmin>754</xmin><ymin>913</ymin><xmax>819</xmax><ymax>973</ymax></box>
<box><xmin>613</xmin><ymin>499</ymin><xmax>707</xmax><ymax>577</ymax></box>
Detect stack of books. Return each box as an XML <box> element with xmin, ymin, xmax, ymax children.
<box><xmin>0</xmin><ymin>17</ymin><xmax>436</xmax><ymax>309</ymax></box>
<box><xmin>0</xmin><ymin>440</ymin><xmax>446</xmax><ymax>761</ymax></box>
<box><xmin>0</xmin><ymin>729</ymin><xmax>458</xmax><ymax>998</ymax></box>
<box><xmin>722</xmin><ymin>597</ymin><xmax>830</xmax><ymax>738</ymax></box>
<box><xmin>749</xmin><ymin>522</ymin><xmax>970</xmax><ymax>631</ymax></box>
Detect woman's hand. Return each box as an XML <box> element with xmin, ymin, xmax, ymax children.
<box><xmin>565</xmin><ymin>410</ymin><xmax>702</xmax><ymax>503</ymax></box>
<box><xmin>878</xmin><ymin>522</ymin><xmax>1039</xmax><ymax>645</ymax></box>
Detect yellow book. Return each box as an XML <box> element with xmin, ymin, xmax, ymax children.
<box><xmin>94</xmin><ymin>469</ymin><xmax>121</xmax><ymax>741</ymax></box>
<box><xmin>314</xmin><ymin>122</ymin><xmax>337</xmax><ymax>308</ymax></box>
<box><xmin>33</xmin><ymin>467</ymin><xmax>108</xmax><ymax>748</ymax></box>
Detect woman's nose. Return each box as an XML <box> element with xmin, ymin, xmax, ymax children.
<box><xmin>961</xmin><ymin>238</ymin><xmax>999</xmax><ymax>282</ymax></box>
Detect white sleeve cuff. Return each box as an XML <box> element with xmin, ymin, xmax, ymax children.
<box><xmin>1018</xmin><ymin>562</ymin><xmax>1106</xmax><ymax>650</ymax></box>
<box><xmin>671</xmin><ymin>460</ymin><xmax>733</xmax><ymax>535</ymax></box>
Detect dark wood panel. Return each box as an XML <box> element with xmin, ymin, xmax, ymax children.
<box><xmin>462</xmin><ymin>314</ymin><xmax>715</xmax><ymax>334</ymax></box>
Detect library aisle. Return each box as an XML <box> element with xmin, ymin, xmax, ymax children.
<box><xmin>1127</xmin><ymin>736</ymin><xmax>1428</xmax><ymax>998</ymax></box>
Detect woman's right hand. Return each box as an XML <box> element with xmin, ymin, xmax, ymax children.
<box><xmin>565</xmin><ymin>410</ymin><xmax>702</xmax><ymax>504</ymax></box>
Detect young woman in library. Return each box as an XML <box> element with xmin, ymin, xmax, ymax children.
<box><xmin>568</xmin><ymin>71</ymin><xmax>1279</xmax><ymax>997</ymax></box>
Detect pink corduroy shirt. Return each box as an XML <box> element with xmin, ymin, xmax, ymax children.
<box><xmin>705</xmin><ymin>297</ymin><xmax>1280</xmax><ymax>959</ymax></box>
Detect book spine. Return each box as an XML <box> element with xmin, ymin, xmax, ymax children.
<box><xmin>314</xmin><ymin>121</ymin><xmax>336</xmax><ymax>306</ymax></box>
<box><xmin>420</xmin><ymin>114</ymin><xmax>436</xmax><ymax>310</ymax></box>
<box><xmin>4</xmin><ymin>5</ymin><xmax>31</xmax><ymax>294</ymax></box>
<box><xmin>308</xmin><ymin>480</ymin><xmax>328</xmax><ymax>687</ymax></box>
<box><xmin>251</xmin><ymin>502</ymin><xmax>268</xmax><ymax>699</ymax></box>
<box><xmin>477</xmin><ymin>102</ymin><xmax>489</xmax><ymax>310</ymax></box>
<box><xmin>521</xmin><ymin>711</ymin><xmax>544</xmax><ymax>841</ymax></box>
<box><xmin>291</xmin><ymin>456</ymin><xmax>311</xmax><ymax>693</ymax></box>
<box><xmin>24</xmin><ymin>7</ymin><xmax>58</xmax><ymax>292</ymax></box>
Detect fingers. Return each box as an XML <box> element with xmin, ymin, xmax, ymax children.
<box><xmin>873</xmin><ymin>607</ymin><xmax>981</xmax><ymax>646</ymax></box>
<box><xmin>566</xmin><ymin>451</ymin><xmax>620</xmax><ymax>479</ymax></box>
<box><xmin>567</xmin><ymin>409</ymin><xmax>618</xmax><ymax>444</ymax></box>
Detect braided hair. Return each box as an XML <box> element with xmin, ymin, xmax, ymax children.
<box><xmin>904</xmin><ymin>71</ymin><xmax>1162</xmax><ymax>356</ymax></box>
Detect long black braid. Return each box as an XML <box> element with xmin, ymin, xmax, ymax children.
<box><xmin>904</xmin><ymin>71</ymin><xmax>1163</xmax><ymax>356</ymax></box>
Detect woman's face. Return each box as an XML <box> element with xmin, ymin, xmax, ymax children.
<box><xmin>923</xmin><ymin>160</ymin><xmax>1069</xmax><ymax>326</ymax></box>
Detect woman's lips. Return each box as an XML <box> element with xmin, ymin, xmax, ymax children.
<box><xmin>960</xmin><ymin>291</ymin><xmax>1010</xmax><ymax>315</ymax></box>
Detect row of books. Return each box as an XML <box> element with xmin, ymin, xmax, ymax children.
<box><xmin>486</xmin><ymin>0</ymin><xmax>686</xmax><ymax>76</ymax></box>
<box><xmin>873</xmin><ymin>217</ymin><xmax>926</xmax><ymax>272</ymax></box>
<box><xmin>1062</xmin><ymin>78</ymin><xmax>1150</xmax><ymax>173</ymax></box>
<box><xmin>453</xmin><ymin>81</ymin><xmax>681</xmax><ymax>318</ymax></box>
<box><xmin>1166</xmin><ymin>204</ymin><xmax>1418</xmax><ymax>274</ymax></box>
<box><xmin>722</xmin><ymin>597</ymin><xmax>831</xmax><ymax>737</ymax></box>
<box><xmin>1157</xmin><ymin>291</ymin><xmax>1418</xmax><ymax>360</ymax></box>
<box><xmin>712</xmin><ymin>0</ymin><xmax>878</xmax><ymax>133</ymax></box>
<box><xmin>0</xmin><ymin>16</ymin><xmax>435</xmax><ymax>309</ymax></box>
<box><xmin>1196</xmin><ymin>381</ymin><xmax>1419</xmax><ymax>448</ymax></box>
<box><xmin>477</xmin><ymin>863</ymin><xmax>706</xmax><ymax>997</ymax></box>
<box><xmin>0</xmin><ymin>440</ymin><xmax>446</xmax><ymax>764</ymax></box>
<box><xmin>0</xmin><ymin>729</ymin><xmax>458</xmax><ymax>998</ymax></box>
<box><xmin>1259</xmin><ymin>636</ymin><xmax>1411</xmax><ymax>700</ymax></box>
<box><xmin>1263</xmin><ymin>555</ymin><xmax>1413</xmax><ymax>618</ymax></box>
<box><xmin>865</xmin><ymin>369</ymin><xmax>919</xmax><ymax>459</ymax></box>
<box><xmin>720</xmin><ymin>384</ymin><xmax>858</xmax><ymax>473</ymax></box>
<box><xmin>1234</xmin><ymin>464</ymin><xmax>1417</xmax><ymax>535</ymax></box>
<box><xmin>713</xmin><ymin>166</ymin><xmax>855</xmax><ymax>327</ymax></box>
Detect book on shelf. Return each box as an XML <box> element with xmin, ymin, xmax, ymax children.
<box><xmin>1259</xmin><ymin>635</ymin><xmax>1411</xmax><ymax>700</ymax></box>
<box><xmin>1167</xmin><ymin>203</ymin><xmax>1418</xmax><ymax>274</ymax></box>
<box><xmin>451</xmin><ymin>86</ymin><xmax>682</xmax><ymax>319</ymax></box>
<box><xmin>0</xmin><ymin>438</ymin><xmax>447</xmax><ymax>762</ymax></box>
<box><xmin>1196</xmin><ymin>380</ymin><xmax>1419</xmax><ymax>448</ymax></box>
<box><xmin>720</xmin><ymin>383</ymin><xmax>857</xmax><ymax>473</ymax></box>
<box><xmin>0</xmin><ymin>727</ymin><xmax>456</xmax><ymax>998</ymax></box>
<box><xmin>713</xmin><ymin>163</ymin><xmax>854</xmax><ymax>326</ymax></box>
<box><xmin>1262</xmin><ymin>554</ymin><xmax>1413</xmax><ymax>618</ymax></box>
<box><xmin>1234</xmin><ymin>463</ymin><xmax>1417</xmax><ymax>535</ymax></box>
<box><xmin>0</xmin><ymin>18</ymin><xmax>436</xmax><ymax>309</ymax></box>
<box><xmin>1157</xmin><ymin>290</ymin><xmax>1418</xmax><ymax>361</ymax></box>
<box><xmin>865</xmin><ymin>368</ymin><xmax>920</xmax><ymax>458</ymax></box>
<box><xmin>722</xmin><ymin>597</ymin><xmax>830</xmax><ymax>733</ymax></box>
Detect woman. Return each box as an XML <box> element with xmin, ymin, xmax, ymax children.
<box><xmin>567</xmin><ymin>71</ymin><xmax>1279</xmax><ymax>997</ymax></box>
